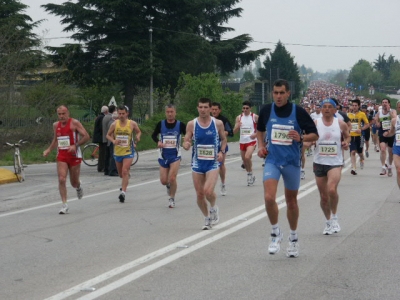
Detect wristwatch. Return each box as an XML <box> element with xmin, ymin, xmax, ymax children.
<box><xmin>220</xmin><ymin>149</ymin><xmax>226</xmax><ymax>154</ymax></box>
<box><xmin>299</xmin><ymin>134</ymin><xmax>304</xmax><ymax>143</ymax></box>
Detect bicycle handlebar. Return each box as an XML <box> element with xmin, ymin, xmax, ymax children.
<box><xmin>4</xmin><ymin>139</ymin><xmax>28</xmax><ymax>147</ymax></box>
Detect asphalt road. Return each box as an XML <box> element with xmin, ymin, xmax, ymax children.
<box><xmin>1</xmin><ymin>143</ymin><xmax>400</xmax><ymax>300</ymax></box>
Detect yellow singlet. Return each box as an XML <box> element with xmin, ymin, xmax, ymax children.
<box><xmin>348</xmin><ymin>111</ymin><xmax>369</xmax><ymax>137</ymax></box>
<box><xmin>114</xmin><ymin>120</ymin><xmax>133</xmax><ymax>156</ymax></box>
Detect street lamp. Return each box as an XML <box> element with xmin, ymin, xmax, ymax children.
<box><xmin>149</xmin><ymin>17</ymin><xmax>154</xmax><ymax>117</ymax></box>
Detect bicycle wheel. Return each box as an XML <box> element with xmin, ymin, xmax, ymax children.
<box><xmin>131</xmin><ymin>149</ymin><xmax>139</xmax><ymax>166</ymax></box>
<box><xmin>82</xmin><ymin>144</ymin><xmax>99</xmax><ymax>166</ymax></box>
<box><xmin>14</xmin><ymin>154</ymin><xmax>25</xmax><ymax>182</ymax></box>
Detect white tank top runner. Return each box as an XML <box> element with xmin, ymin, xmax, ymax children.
<box><xmin>314</xmin><ymin>118</ymin><xmax>343</xmax><ymax>166</ymax></box>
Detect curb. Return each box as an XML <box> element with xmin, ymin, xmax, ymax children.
<box><xmin>0</xmin><ymin>168</ymin><xmax>18</xmax><ymax>184</ymax></box>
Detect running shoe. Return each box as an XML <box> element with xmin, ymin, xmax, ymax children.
<box><xmin>247</xmin><ymin>174</ymin><xmax>256</xmax><ymax>186</ymax></box>
<box><xmin>210</xmin><ymin>206</ymin><xmax>220</xmax><ymax>225</ymax></box>
<box><xmin>365</xmin><ymin>150</ymin><xmax>369</xmax><ymax>158</ymax></box>
<box><xmin>119</xmin><ymin>193</ymin><xmax>125</xmax><ymax>203</ymax></box>
<box><xmin>166</xmin><ymin>184</ymin><xmax>171</xmax><ymax>196</ymax></box>
<box><xmin>360</xmin><ymin>160</ymin><xmax>364</xmax><ymax>170</ymax></box>
<box><xmin>168</xmin><ymin>198</ymin><xmax>175</xmax><ymax>208</ymax></box>
<box><xmin>286</xmin><ymin>238</ymin><xmax>299</xmax><ymax>258</ymax></box>
<box><xmin>300</xmin><ymin>170</ymin><xmax>305</xmax><ymax>180</ymax></box>
<box><xmin>268</xmin><ymin>231</ymin><xmax>283</xmax><ymax>254</ymax></box>
<box><xmin>331</xmin><ymin>219</ymin><xmax>341</xmax><ymax>233</ymax></box>
<box><xmin>380</xmin><ymin>167</ymin><xmax>387</xmax><ymax>176</ymax></box>
<box><xmin>323</xmin><ymin>221</ymin><xmax>334</xmax><ymax>235</ymax></box>
<box><xmin>351</xmin><ymin>170</ymin><xmax>357</xmax><ymax>175</ymax></box>
<box><xmin>220</xmin><ymin>184</ymin><xmax>227</xmax><ymax>196</ymax></box>
<box><xmin>241</xmin><ymin>163</ymin><xmax>245</xmax><ymax>169</ymax></box>
<box><xmin>388</xmin><ymin>167</ymin><xmax>393</xmax><ymax>177</ymax></box>
<box><xmin>76</xmin><ymin>183</ymin><xmax>83</xmax><ymax>199</ymax></box>
<box><xmin>202</xmin><ymin>217</ymin><xmax>212</xmax><ymax>230</ymax></box>
<box><xmin>59</xmin><ymin>203</ymin><xmax>69</xmax><ymax>214</ymax></box>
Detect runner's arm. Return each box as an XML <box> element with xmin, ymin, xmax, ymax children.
<box><xmin>43</xmin><ymin>123</ymin><xmax>58</xmax><ymax>156</ymax></box>
<box><xmin>106</xmin><ymin>123</ymin><xmax>116</xmax><ymax>144</ymax></box>
<box><xmin>183</xmin><ymin>121</ymin><xmax>194</xmax><ymax>150</ymax></box>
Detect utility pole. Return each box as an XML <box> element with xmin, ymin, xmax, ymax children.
<box><xmin>149</xmin><ymin>18</ymin><xmax>154</xmax><ymax>117</ymax></box>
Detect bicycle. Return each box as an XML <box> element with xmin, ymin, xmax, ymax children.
<box><xmin>82</xmin><ymin>143</ymin><xmax>139</xmax><ymax>167</ymax></box>
<box><xmin>4</xmin><ymin>139</ymin><xmax>27</xmax><ymax>182</ymax></box>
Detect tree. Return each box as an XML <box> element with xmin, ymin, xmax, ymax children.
<box><xmin>242</xmin><ymin>71</ymin><xmax>255</xmax><ymax>82</ymax></box>
<box><xmin>42</xmin><ymin>0</ymin><xmax>266</xmax><ymax>112</ymax></box>
<box><xmin>258</xmin><ymin>41</ymin><xmax>301</xmax><ymax>98</ymax></box>
<box><xmin>348</xmin><ymin>59</ymin><xmax>376</xmax><ymax>91</ymax></box>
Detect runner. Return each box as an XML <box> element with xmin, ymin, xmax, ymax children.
<box><xmin>183</xmin><ymin>98</ymin><xmax>227</xmax><ymax>230</ymax></box>
<box><xmin>371</xmin><ymin>104</ymin><xmax>380</xmax><ymax>152</ymax></box>
<box><xmin>347</xmin><ymin>99</ymin><xmax>369</xmax><ymax>175</ymax></box>
<box><xmin>383</xmin><ymin>100</ymin><xmax>400</xmax><ymax>197</ymax></box>
<box><xmin>211</xmin><ymin>102</ymin><xmax>233</xmax><ymax>196</ymax></box>
<box><xmin>43</xmin><ymin>105</ymin><xmax>90</xmax><ymax>214</ymax></box>
<box><xmin>106</xmin><ymin>105</ymin><xmax>141</xmax><ymax>203</ymax></box>
<box><xmin>151</xmin><ymin>104</ymin><xmax>186</xmax><ymax>208</ymax></box>
<box><xmin>257</xmin><ymin>79</ymin><xmax>318</xmax><ymax>257</ymax></box>
<box><xmin>375</xmin><ymin>98</ymin><xmax>397</xmax><ymax>176</ymax></box>
<box><xmin>233</xmin><ymin>101</ymin><xmax>258</xmax><ymax>186</ymax></box>
<box><xmin>361</xmin><ymin>104</ymin><xmax>373</xmax><ymax>158</ymax></box>
<box><xmin>313</xmin><ymin>99</ymin><xmax>350</xmax><ymax>235</ymax></box>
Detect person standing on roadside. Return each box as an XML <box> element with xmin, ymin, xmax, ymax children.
<box><xmin>102</xmin><ymin>105</ymin><xmax>116</xmax><ymax>175</ymax></box>
<box><xmin>151</xmin><ymin>104</ymin><xmax>186</xmax><ymax>208</ymax></box>
<box><xmin>233</xmin><ymin>101</ymin><xmax>258</xmax><ymax>186</ymax></box>
<box><xmin>183</xmin><ymin>98</ymin><xmax>227</xmax><ymax>230</ymax></box>
<box><xmin>93</xmin><ymin>106</ymin><xmax>108</xmax><ymax>172</ymax></box>
<box><xmin>383</xmin><ymin>100</ymin><xmax>400</xmax><ymax>197</ymax></box>
<box><xmin>257</xmin><ymin>79</ymin><xmax>318</xmax><ymax>258</ymax></box>
<box><xmin>211</xmin><ymin>102</ymin><xmax>233</xmax><ymax>195</ymax></box>
<box><xmin>313</xmin><ymin>99</ymin><xmax>350</xmax><ymax>235</ymax></box>
<box><xmin>43</xmin><ymin>105</ymin><xmax>90</xmax><ymax>214</ymax></box>
<box><xmin>106</xmin><ymin>105</ymin><xmax>141</xmax><ymax>203</ymax></box>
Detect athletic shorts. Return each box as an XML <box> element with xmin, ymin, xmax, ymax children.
<box><xmin>57</xmin><ymin>156</ymin><xmax>82</xmax><ymax>167</ymax></box>
<box><xmin>263</xmin><ymin>163</ymin><xmax>300</xmax><ymax>191</ymax></box>
<box><xmin>371</xmin><ymin>126</ymin><xmax>377</xmax><ymax>134</ymax></box>
<box><xmin>158</xmin><ymin>157</ymin><xmax>181</xmax><ymax>168</ymax></box>
<box><xmin>393</xmin><ymin>144</ymin><xmax>400</xmax><ymax>156</ymax></box>
<box><xmin>379</xmin><ymin>135</ymin><xmax>395</xmax><ymax>147</ymax></box>
<box><xmin>362</xmin><ymin>129</ymin><xmax>370</xmax><ymax>142</ymax></box>
<box><xmin>218</xmin><ymin>145</ymin><xmax>229</xmax><ymax>167</ymax></box>
<box><xmin>350</xmin><ymin>136</ymin><xmax>363</xmax><ymax>154</ymax></box>
<box><xmin>114</xmin><ymin>152</ymin><xmax>135</xmax><ymax>163</ymax></box>
<box><xmin>240</xmin><ymin>141</ymin><xmax>256</xmax><ymax>151</ymax></box>
<box><xmin>313</xmin><ymin>163</ymin><xmax>342</xmax><ymax>177</ymax></box>
<box><xmin>192</xmin><ymin>160</ymin><xmax>219</xmax><ymax>174</ymax></box>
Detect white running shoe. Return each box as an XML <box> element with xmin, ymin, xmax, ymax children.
<box><xmin>388</xmin><ymin>168</ymin><xmax>393</xmax><ymax>177</ymax></box>
<box><xmin>220</xmin><ymin>184</ymin><xmax>227</xmax><ymax>196</ymax></box>
<box><xmin>168</xmin><ymin>198</ymin><xmax>175</xmax><ymax>208</ymax></box>
<box><xmin>59</xmin><ymin>203</ymin><xmax>69</xmax><ymax>214</ymax></box>
<box><xmin>76</xmin><ymin>182</ymin><xmax>83</xmax><ymax>199</ymax></box>
<box><xmin>202</xmin><ymin>217</ymin><xmax>212</xmax><ymax>230</ymax></box>
<box><xmin>300</xmin><ymin>170</ymin><xmax>305</xmax><ymax>180</ymax></box>
<box><xmin>166</xmin><ymin>184</ymin><xmax>171</xmax><ymax>196</ymax></box>
<box><xmin>268</xmin><ymin>232</ymin><xmax>283</xmax><ymax>254</ymax></box>
<box><xmin>331</xmin><ymin>219</ymin><xmax>341</xmax><ymax>233</ymax></box>
<box><xmin>247</xmin><ymin>174</ymin><xmax>255</xmax><ymax>186</ymax></box>
<box><xmin>360</xmin><ymin>160</ymin><xmax>364</xmax><ymax>170</ymax></box>
<box><xmin>210</xmin><ymin>206</ymin><xmax>220</xmax><ymax>225</ymax></box>
<box><xmin>323</xmin><ymin>221</ymin><xmax>334</xmax><ymax>235</ymax></box>
<box><xmin>286</xmin><ymin>238</ymin><xmax>299</xmax><ymax>258</ymax></box>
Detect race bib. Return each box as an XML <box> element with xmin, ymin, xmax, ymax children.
<box><xmin>197</xmin><ymin>144</ymin><xmax>215</xmax><ymax>160</ymax></box>
<box><xmin>271</xmin><ymin>124</ymin><xmax>293</xmax><ymax>145</ymax></box>
<box><xmin>396</xmin><ymin>133</ymin><xmax>400</xmax><ymax>146</ymax></box>
<box><xmin>57</xmin><ymin>136</ymin><xmax>70</xmax><ymax>149</ymax></box>
<box><xmin>318</xmin><ymin>141</ymin><xmax>338</xmax><ymax>156</ymax></box>
<box><xmin>382</xmin><ymin>120</ymin><xmax>391</xmax><ymax>131</ymax></box>
<box><xmin>163</xmin><ymin>135</ymin><xmax>177</xmax><ymax>148</ymax></box>
<box><xmin>351</xmin><ymin>123</ymin><xmax>358</xmax><ymax>132</ymax></box>
<box><xmin>116</xmin><ymin>135</ymin><xmax>129</xmax><ymax>147</ymax></box>
<box><xmin>240</xmin><ymin>126</ymin><xmax>253</xmax><ymax>136</ymax></box>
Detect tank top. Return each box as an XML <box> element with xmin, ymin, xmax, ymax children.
<box><xmin>56</xmin><ymin>118</ymin><xmax>82</xmax><ymax>158</ymax></box>
<box><xmin>265</xmin><ymin>103</ymin><xmax>302</xmax><ymax>167</ymax></box>
<box><xmin>159</xmin><ymin>120</ymin><xmax>181</xmax><ymax>159</ymax></box>
<box><xmin>395</xmin><ymin>116</ymin><xmax>400</xmax><ymax>147</ymax></box>
<box><xmin>114</xmin><ymin>120</ymin><xmax>133</xmax><ymax>156</ymax></box>
<box><xmin>239</xmin><ymin>113</ymin><xmax>257</xmax><ymax>144</ymax></box>
<box><xmin>314</xmin><ymin>118</ymin><xmax>343</xmax><ymax>166</ymax></box>
<box><xmin>191</xmin><ymin>117</ymin><xmax>219</xmax><ymax>169</ymax></box>
<box><xmin>378</xmin><ymin>109</ymin><xmax>393</xmax><ymax>136</ymax></box>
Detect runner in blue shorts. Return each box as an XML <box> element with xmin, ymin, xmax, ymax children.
<box><xmin>257</xmin><ymin>79</ymin><xmax>318</xmax><ymax>258</ymax></box>
<box><xmin>183</xmin><ymin>98</ymin><xmax>227</xmax><ymax>230</ymax></box>
<box><xmin>152</xmin><ymin>104</ymin><xmax>186</xmax><ymax>208</ymax></box>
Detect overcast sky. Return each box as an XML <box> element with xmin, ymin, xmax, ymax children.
<box><xmin>22</xmin><ymin>0</ymin><xmax>400</xmax><ymax>73</ymax></box>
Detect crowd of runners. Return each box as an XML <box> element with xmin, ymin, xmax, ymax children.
<box><xmin>42</xmin><ymin>79</ymin><xmax>400</xmax><ymax>258</ymax></box>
